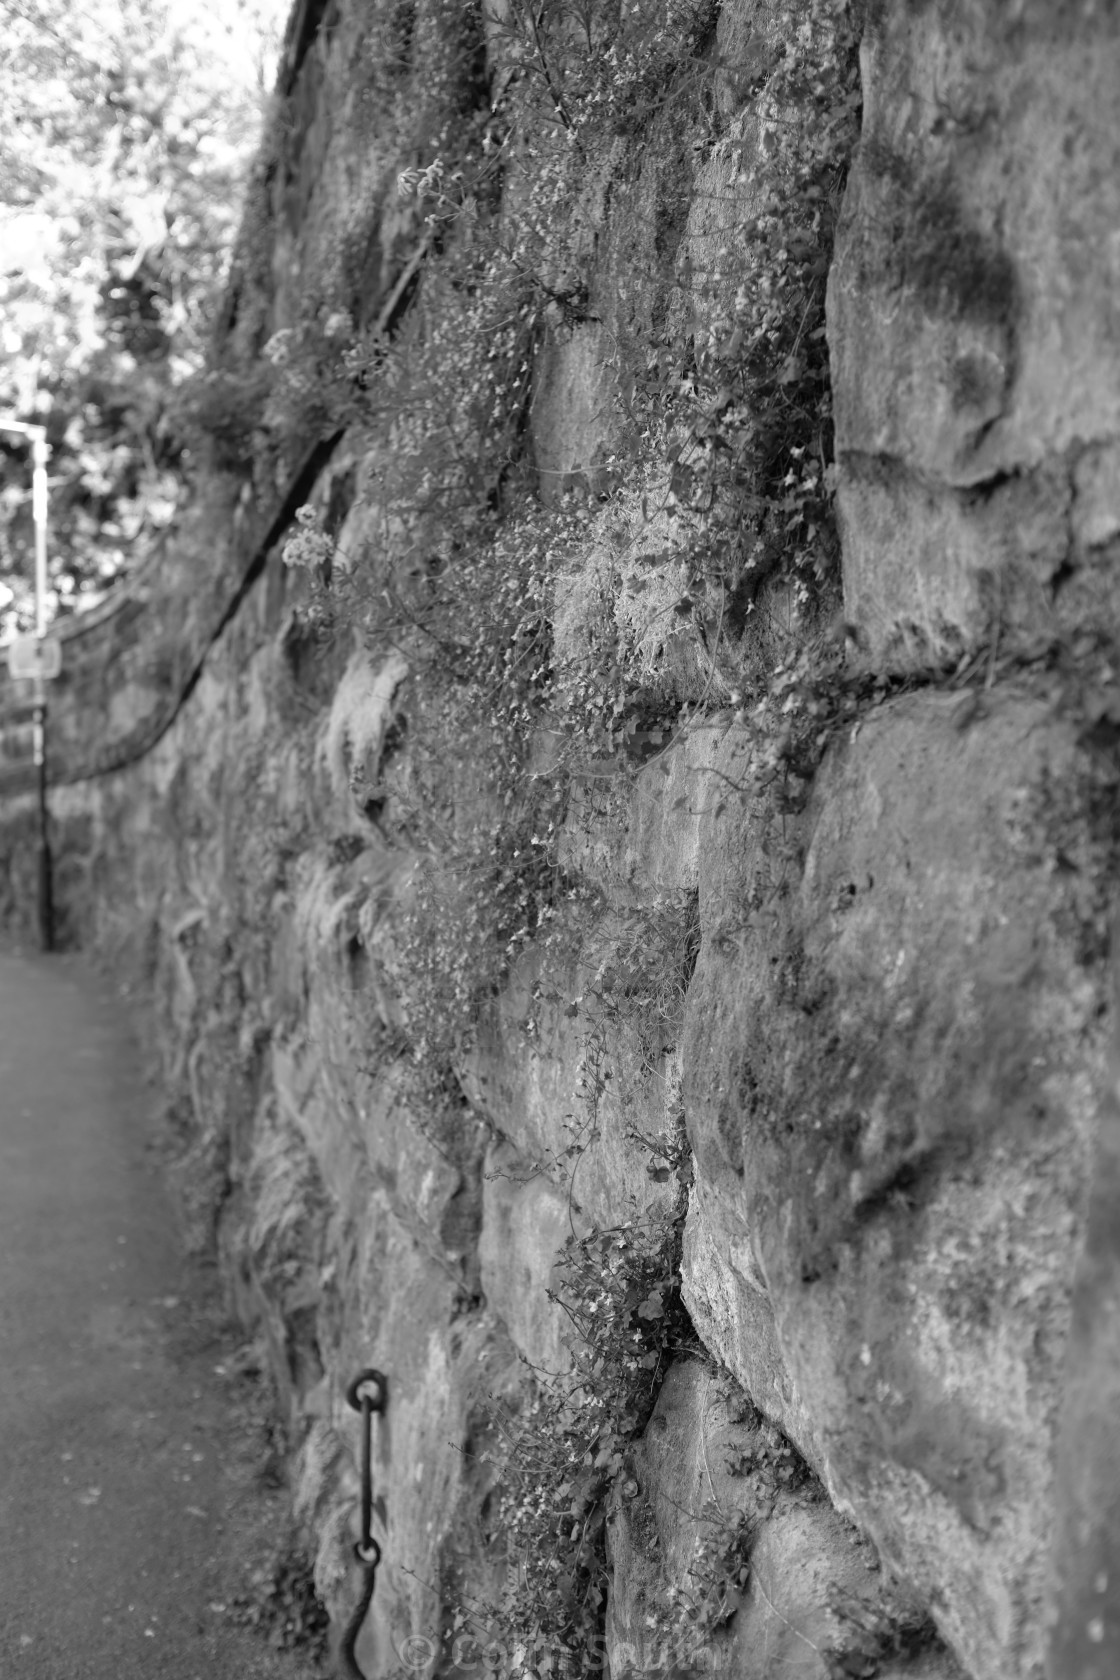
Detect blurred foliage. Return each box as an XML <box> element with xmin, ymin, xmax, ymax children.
<box><xmin>0</xmin><ymin>0</ymin><xmax>284</xmax><ymax>638</ymax></box>
<box><xmin>229</xmin><ymin>1526</ymin><xmax>331</xmax><ymax>1664</ymax></box>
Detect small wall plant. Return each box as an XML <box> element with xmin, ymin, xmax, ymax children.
<box><xmin>468</xmin><ymin>1209</ymin><xmax>694</xmax><ymax>1670</ymax></box>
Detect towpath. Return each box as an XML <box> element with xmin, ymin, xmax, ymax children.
<box><xmin>0</xmin><ymin>947</ymin><xmax>320</xmax><ymax>1679</ymax></box>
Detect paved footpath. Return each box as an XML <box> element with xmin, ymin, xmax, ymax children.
<box><xmin>0</xmin><ymin>948</ymin><xmax>320</xmax><ymax>1680</ymax></box>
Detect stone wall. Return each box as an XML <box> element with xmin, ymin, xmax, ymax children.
<box><xmin>2</xmin><ymin>3</ymin><xmax>1118</xmax><ymax>1678</ymax></box>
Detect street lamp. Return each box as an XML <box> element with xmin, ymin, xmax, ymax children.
<box><xmin>1</xmin><ymin>417</ymin><xmax>55</xmax><ymax>951</ymax></box>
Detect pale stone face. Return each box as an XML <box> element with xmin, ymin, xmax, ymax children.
<box><xmin>682</xmin><ymin>688</ymin><xmax>1097</xmax><ymax>1678</ymax></box>
<box><xmin>828</xmin><ymin>1</ymin><xmax>1120</xmax><ymax>670</ymax></box>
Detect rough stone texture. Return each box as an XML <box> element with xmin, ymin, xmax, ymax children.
<box><xmin>1</xmin><ymin>4</ymin><xmax>1117</xmax><ymax>1679</ymax></box>
<box><xmin>1046</xmin><ymin>972</ymin><xmax>1120</xmax><ymax>1680</ymax></box>
<box><xmin>478</xmin><ymin>1142</ymin><xmax>573</xmax><ymax>1376</ymax></box>
<box><xmin>464</xmin><ymin>940</ymin><xmax>686</xmax><ymax>1235</ymax></box>
<box><xmin>531</xmin><ymin>323</ymin><xmax>618</xmax><ymax>505</ymax></box>
<box><xmin>0</xmin><ymin>545</ymin><xmax>534</xmax><ymax>1673</ymax></box>
<box><xmin>829</xmin><ymin>0</ymin><xmax>1120</xmax><ymax>669</ymax></box>
<box><xmin>606</xmin><ymin>1360</ymin><xmax>964</xmax><ymax>1680</ymax></box>
<box><xmin>683</xmin><ymin>688</ymin><xmax>1100</xmax><ymax>1678</ymax></box>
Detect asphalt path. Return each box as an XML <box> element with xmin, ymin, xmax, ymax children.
<box><xmin>0</xmin><ymin>948</ymin><xmax>317</xmax><ymax>1680</ymax></box>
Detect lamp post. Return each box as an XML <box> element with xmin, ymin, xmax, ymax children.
<box><xmin>1</xmin><ymin>418</ymin><xmax>54</xmax><ymax>951</ymax></box>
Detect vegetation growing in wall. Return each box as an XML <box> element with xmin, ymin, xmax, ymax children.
<box><xmin>265</xmin><ymin>19</ymin><xmax>864</xmax><ymax>1655</ymax></box>
<box><xmin>196</xmin><ymin>4</ymin><xmax>863</xmax><ymax>1667</ymax></box>
<box><xmin>272</xmin><ymin>0</ymin><xmax>862</xmax><ymax>1086</ymax></box>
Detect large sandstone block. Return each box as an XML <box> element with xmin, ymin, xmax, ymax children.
<box><xmin>479</xmin><ymin>1141</ymin><xmax>573</xmax><ymax>1375</ymax></box>
<box><xmin>607</xmin><ymin>1359</ymin><xmax>963</xmax><ymax>1679</ymax></box>
<box><xmin>683</xmin><ymin>688</ymin><xmax>1104</xmax><ymax>1677</ymax></box>
<box><xmin>829</xmin><ymin>0</ymin><xmax>1120</xmax><ymax>668</ymax></box>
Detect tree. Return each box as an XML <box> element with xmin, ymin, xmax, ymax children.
<box><xmin>0</xmin><ymin>0</ymin><xmax>285</xmax><ymax>638</ymax></box>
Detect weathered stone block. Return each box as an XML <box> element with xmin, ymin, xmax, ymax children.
<box><xmin>479</xmin><ymin>1141</ymin><xmax>573</xmax><ymax>1375</ymax></box>
<box><xmin>531</xmin><ymin>324</ymin><xmax>617</xmax><ymax>505</ymax></box>
<box><xmin>607</xmin><ymin>1359</ymin><xmax>962</xmax><ymax>1679</ymax></box>
<box><xmin>684</xmin><ymin>686</ymin><xmax>1102</xmax><ymax>1677</ymax></box>
<box><xmin>829</xmin><ymin>0</ymin><xmax>1120</xmax><ymax>668</ymax></box>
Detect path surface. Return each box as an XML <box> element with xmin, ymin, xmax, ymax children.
<box><xmin>0</xmin><ymin>948</ymin><xmax>321</xmax><ymax>1680</ymax></box>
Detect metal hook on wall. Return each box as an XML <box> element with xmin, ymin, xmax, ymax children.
<box><xmin>339</xmin><ymin>1368</ymin><xmax>387</xmax><ymax>1680</ymax></box>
